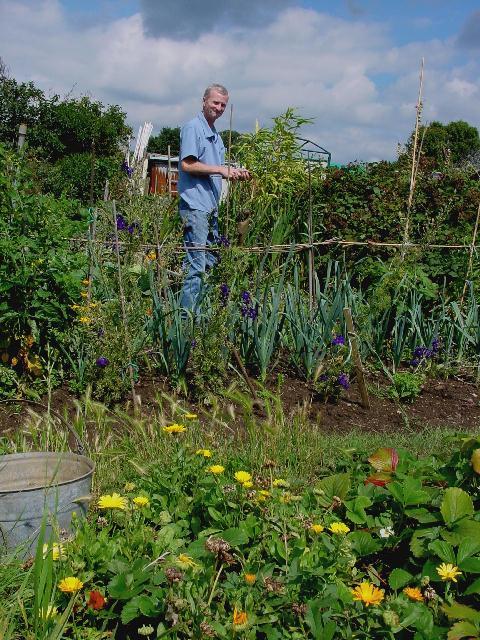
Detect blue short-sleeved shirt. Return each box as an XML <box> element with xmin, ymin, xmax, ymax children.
<box><xmin>178</xmin><ymin>112</ymin><xmax>225</xmax><ymax>213</ymax></box>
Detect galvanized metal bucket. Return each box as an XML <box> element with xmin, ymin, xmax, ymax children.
<box><xmin>0</xmin><ymin>451</ymin><xmax>94</xmax><ymax>555</ymax></box>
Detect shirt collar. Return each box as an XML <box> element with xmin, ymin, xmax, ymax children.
<box><xmin>198</xmin><ymin>111</ymin><xmax>217</xmax><ymax>139</ymax></box>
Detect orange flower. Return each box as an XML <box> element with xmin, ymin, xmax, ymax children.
<box><xmin>403</xmin><ymin>587</ymin><xmax>424</xmax><ymax>602</ymax></box>
<box><xmin>244</xmin><ymin>573</ymin><xmax>256</xmax><ymax>585</ymax></box>
<box><xmin>233</xmin><ymin>607</ymin><xmax>248</xmax><ymax>627</ymax></box>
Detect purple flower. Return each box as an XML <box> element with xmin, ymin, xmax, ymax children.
<box><xmin>116</xmin><ymin>215</ymin><xmax>127</xmax><ymax>231</ymax></box>
<box><xmin>241</xmin><ymin>291</ymin><xmax>251</xmax><ymax>304</ymax></box>
<box><xmin>410</xmin><ymin>359</ymin><xmax>420</xmax><ymax>367</ymax></box>
<box><xmin>97</xmin><ymin>328</ymin><xmax>105</xmax><ymax>338</ymax></box>
<box><xmin>121</xmin><ymin>160</ymin><xmax>133</xmax><ymax>177</ymax></box>
<box><xmin>424</xmin><ymin>348</ymin><xmax>433</xmax><ymax>359</ymax></box>
<box><xmin>413</xmin><ymin>346</ymin><xmax>426</xmax><ymax>358</ymax></box>
<box><xmin>247</xmin><ymin>306</ymin><xmax>258</xmax><ymax>320</ymax></box>
<box><xmin>432</xmin><ymin>338</ymin><xmax>440</xmax><ymax>353</ymax></box>
<box><xmin>191</xmin><ymin>340</ymin><xmax>197</xmax><ymax>349</ymax></box>
<box><xmin>332</xmin><ymin>335</ymin><xmax>345</xmax><ymax>346</ymax></box>
<box><xmin>219</xmin><ymin>283</ymin><xmax>230</xmax><ymax>306</ymax></box>
<box><xmin>241</xmin><ymin>305</ymin><xmax>248</xmax><ymax>318</ymax></box>
<box><xmin>218</xmin><ymin>235</ymin><xmax>230</xmax><ymax>247</ymax></box>
<box><xmin>319</xmin><ymin>373</ymin><xmax>329</xmax><ymax>382</ymax></box>
<box><xmin>127</xmin><ymin>221</ymin><xmax>141</xmax><ymax>235</ymax></box>
<box><xmin>337</xmin><ymin>373</ymin><xmax>350</xmax><ymax>390</ymax></box>
<box><xmin>96</xmin><ymin>356</ymin><xmax>109</xmax><ymax>368</ymax></box>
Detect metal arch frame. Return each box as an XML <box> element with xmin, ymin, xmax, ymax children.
<box><xmin>296</xmin><ymin>136</ymin><xmax>331</xmax><ymax>167</ymax></box>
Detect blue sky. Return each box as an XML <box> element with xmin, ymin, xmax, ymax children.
<box><xmin>1</xmin><ymin>0</ymin><xmax>479</xmax><ymax>163</ymax></box>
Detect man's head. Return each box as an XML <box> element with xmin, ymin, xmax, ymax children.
<box><xmin>203</xmin><ymin>84</ymin><xmax>228</xmax><ymax>126</ymax></box>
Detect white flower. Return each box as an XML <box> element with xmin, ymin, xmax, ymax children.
<box><xmin>379</xmin><ymin>526</ymin><xmax>394</xmax><ymax>538</ymax></box>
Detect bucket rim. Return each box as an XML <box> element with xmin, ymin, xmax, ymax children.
<box><xmin>0</xmin><ymin>451</ymin><xmax>95</xmax><ymax>494</ymax></box>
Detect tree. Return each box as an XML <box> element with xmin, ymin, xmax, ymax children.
<box><xmin>147</xmin><ymin>127</ymin><xmax>180</xmax><ymax>155</ymax></box>
<box><xmin>407</xmin><ymin>120</ymin><xmax>480</xmax><ymax>167</ymax></box>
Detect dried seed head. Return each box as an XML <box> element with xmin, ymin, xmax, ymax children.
<box><xmin>291</xmin><ymin>603</ymin><xmax>307</xmax><ymax>617</ymax></box>
<box><xmin>97</xmin><ymin>516</ymin><xmax>108</xmax><ymax>528</ymax></box>
<box><xmin>331</xmin><ymin>495</ymin><xmax>342</xmax><ymax>509</ymax></box>
<box><xmin>200</xmin><ymin>621</ymin><xmax>216</xmax><ymax>637</ymax></box>
<box><xmin>205</xmin><ymin>537</ymin><xmax>236</xmax><ymax>565</ymax></box>
<box><xmin>263</xmin><ymin>459</ymin><xmax>277</xmax><ymax>468</ymax></box>
<box><xmin>263</xmin><ymin>577</ymin><xmax>285</xmax><ymax>594</ymax></box>
<box><xmin>423</xmin><ymin>586</ymin><xmax>438</xmax><ymax>601</ymax></box>
<box><xmin>222</xmin><ymin>484</ymin><xmax>236</xmax><ymax>495</ymax></box>
<box><xmin>165</xmin><ymin>567</ymin><xmax>183</xmax><ymax>584</ymax></box>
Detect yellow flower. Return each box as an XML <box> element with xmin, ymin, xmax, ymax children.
<box><xmin>329</xmin><ymin>522</ymin><xmax>350</xmax><ymax>535</ymax></box>
<box><xmin>234</xmin><ymin>471</ymin><xmax>252</xmax><ymax>484</ymax></box>
<box><xmin>58</xmin><ymin>576</ymin><xmax>84</xmax><ymax>593</ymax></box>
<box><xmin>242</xmin><ymin>481</ymin><xmax>253</xmax><ymax>489</ymax></box>
<box><xmin>233</xmin><ymin>607</ymin><xmax>248</xmax><ymax>627</ymax></box>
<box><xmin>81</xmin><ymin>279</ymin><xmax>90</xmax><ymax>286</ymax></box>
<box><xmin>25</xmin><ymin>335</ymin><xmax>35</xmax><ymax>347</ymax></box>
<box><xmin>196</xmin><ymin>449</ymin><xmax>212</xmax><ymax>458</ymax></box>
<box><xmin>79</xmin><ymin>316</ymin><xmax>91</xmax><ymax>324</ymax></box>
<box><xmin>207</xmin><ymin>465</ymin><xmax>225</xmax><ymax>475</ymax></box>
<box><xmin>279</xmin><ymin>492</ymin><xmax>292</xmax><ymax>504</ymax></box>
<box><xmin>11</xmin><ymin>357</ymin><xmax>18</xmax><ymax>366</ymax></box>
<box><xmin>42</xmin><ymin>542</ymin><xmax>66</xmax><ymax>561</ymax></box>
<box><xmin>403</xmin><ymin>586</ymin><xmax>424</xmax><ymax>602</ymax></box>
<box><xmin>80</xmin><ymin>290</ymin><xmax>88</xmax><ymax>298</ymax></box>
<box><xmin>146</xmin><ymin>251</ymin><xmax>156</xmax><ymax>261</ymax></box>
<box><xmin>310</xmin><ymin>523</ymin><xmax>324</xmax><ymax>534</ymax></box>
<box><xmin>71</xmin><ymin>304</ymin><xmax>81</xmax><ymax>311</ymax></box>
<box><xmin>124</xmin><ymin>482</ymin><xmax>136</xmax><ymax>492</ymax></box>
<box><xmin>272</xmin><ymin>478</ymin><xmax>289</xmax><ymax>488</ymax></box>
<box><xmin>351</xmin><ymin>582</ymin><xmax>384</xmax><ymax>607</ymax></box>
<box><xmin>185</xmin><ymin>413</ymin><xmax>198</xmax><ymax>419</ymax></box>
<box><xmin>162</xmin><ymin>424</ymin><xmax>186</xmax><ymax>434</ymax></box>
<box><xmin>88</xmin><ymin>302</ymin><xmax>98</xmax><ymax>308</ymax></box>
<box><xmin>177</xmin><ymin>553</ymin><xmax>200</xmax><ymax>569</ymax></box>
<box><xmin>97</xmin><ymin>493</ymin><xmax>128</xmax><ymax>510</ymax></box>
<box><xmin>256</xmin><ymin>490</ymin><xmax>270</xmax><ymax>502</ymax></box>
<box><xmin>39</xmin><ymin>604</ymin><xmax>58</xmax><ymax>619</ymax></box>
<box><xmin>133</xmin><ymin>496</ymin><xmax>150</xmax><ymax>508</ymax></box>
<box><xmin>436</xmin><ymin>563</ymin><xmax>462</xmax><ymax>582</ymax></box>
<box><xmin>244</xmin><ymin>573</ymin><xmax>256</xmax><ymax>585</ymax></box>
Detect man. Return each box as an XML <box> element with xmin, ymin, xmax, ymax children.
<box><xmin>178</xmin><ymin>84</ymin><xmax>249</xmax><ymax>312</ymax></box>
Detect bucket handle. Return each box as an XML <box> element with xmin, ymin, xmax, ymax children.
<box><xmin>0</xmin><ymin>399</ymin><xmax>86</xmax><ymax>455</ymax></box>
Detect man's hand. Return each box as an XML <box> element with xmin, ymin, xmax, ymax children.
<box><xmin>221</xmin><ymin>166</ymin><xmax>251</xmax><ymax>181</ymax></box>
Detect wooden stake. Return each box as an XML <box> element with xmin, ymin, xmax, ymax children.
<box><xmin>403</xmin><ymin>57</ymin><xmax>424</xmax><ymax>258</ymax></box>
<box><xmin>461</xmin><ymin>200</ymin><xmax>480</xmax><ymax>304</ymax></box>
<box><xmin>343</xmin><ymin>307</ymin><xmax>370</xmax><ymax>410</ymax></box>
<box><xmin>225</xmin><ymin>103</ymin><xmax>233</xmax><ymax>239</ymax></box>
<box><xmin>112</xmin><ymin>201</ymin><xmax>140</xmax><ymax>411</ymax></box>
<box><xmin>17</xmin><ymin>123</ymin><xmax>27</xmax><ymax>150</ymax></box>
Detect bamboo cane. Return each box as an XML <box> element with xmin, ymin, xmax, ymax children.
<box><xmin>225</xmin><ymin>104</ymin><xmax>233</xmax><ymax>239</ymax></box>
<box><xmin>461</xmin><ymin>200</ymin><xmax>480</xmax><ymax>304</ymax></box>
<box><xmin>112</xmin><ymin>201</ymin><xmax>140</xmax><ymax>411</ymax></box>
<box><xmin>343</xmin><ymin>307</ymin><xmax>370</xmax><ymax>410</ymax></box>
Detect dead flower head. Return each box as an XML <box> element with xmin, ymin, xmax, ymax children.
<box><xmin>205</xmin><ymin>536</ymin><xmax>236</xmax><ymax>565</ymax></box>
<box><xmin>165</xmin><ymin>567</ymin><xmax>183</xmax><ymax>584</ymax></box>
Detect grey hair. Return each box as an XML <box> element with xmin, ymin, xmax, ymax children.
<box><xmin>203</xmin><ymin>84</ymin><xmax>228</xmax><ymax>99</ymax></box>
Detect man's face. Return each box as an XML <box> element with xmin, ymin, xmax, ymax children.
<box><xmin>203</xmin><ymin>89</ymin><xmax>228</xmax><ymax>124</ymax></box>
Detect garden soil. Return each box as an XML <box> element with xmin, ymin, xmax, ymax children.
<box><xmin>1</xmin><ymin>374</ymin><xmax>480</xmax><ymax>437</ymax></box>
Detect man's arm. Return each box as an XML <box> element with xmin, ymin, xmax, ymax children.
<box><xmin>181</xmin><ymin>156</ymin><xmax>250</xmax><ymax>180</ymax></box>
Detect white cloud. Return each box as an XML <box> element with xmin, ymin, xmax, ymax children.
<box><xmin>0</xmin><ymin>0</ymin><xmax>479</xmax><ymax>163</ymax></box>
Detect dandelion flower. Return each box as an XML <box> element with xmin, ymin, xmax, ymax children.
<box><xmin>58</xmin><ymin>576</ymin><xmax>84</xmax><ymax>593</ymax></box>
<box><xmin>207</xmin><ymin>465</ymin><xmax>225</xmax><ymax>475</ymax></box>
<box><xmin>97</xmin><ymin>493</ymin><xmax>127</xmax><ymax>510</ymax></box>
<box><xmin>310</xmin><ymin>524</ymin><xmax>324</xmax><ymax>534</ymax></box>
<box><xmin>351</xmin><ymin>582</ymin><xmax>384</xmax><ymax>607</ymax></box>
<box><xmin>234</xmin><ymin>471</ymin><xmax>252</xmax><ymax>484</ymax></box>
<box><xmin>81</xmin><ymin>279</ymin><xmax>90</xmax><ymax>286</ymax></box>
<box><xmin>436</xmin><ymin>563</ymin><xmax>462</xmax><ymax>582</ymax></box>
<box><xmin>185</xmin><ymin>413</ymin><xmax>198</xmax><ymax>419</ymax></box>
<box><xmin>146</xmin><ymin>251</ymin><xmax>156</xmax><ymax>261</ymax></box>
<box><xmin>403</xmin><ymin>586</ymin><xmax>424</xmax><ymax>602</ymax></box>
<box><xmin>133</xmin><ymin>496</ymin><xmax>150</xmax><ymax>508</ymax></box>
<box><xmin>242</xmin><ymin>481</ymin><xmax>253</xmax><ymax>489</ymax></box>
<box><xmin>177</xmin><ymin>554</ymin><xmax>200</xmax><ymax>570</ymax></box>
<box><xmin>80</xmin><ymin>290</ymin><xmax>88</xmax><ymax>298</ymax></box>
<box><xmin>329</xmin><ymin>522</ymin><xmax>350</xmax><ymax>535</ymax></box>
<box><xmin>244</xmin><ymin>573</ymin><xmax>256</xmax><ymax>585</ymax></box>
<box><xmin>162</xmin><ymin>424</ymin><xmax>186</xmax><ymax>434</ymax></box>
<box><xmin>233</xmin><ymin>607</ymin><xmax>248</xmax><ymax>627</ymax></box>
<box><xmin>196</xmin><ymin>449</ymin><xmax>212</xmax><ymax>458</ymax></box>
<box><xmin>79</xmin><ymin>316</ymin><xmax>91</xmax><ymax>324</ymax></box>
<box><xmin>11</xmin><ymin>357</ymin><xmax>18</xmax><ymax>366</ymax></box>
<box><xmin>272</xmin><ymin>478</ymin><xmax>289</xmax><ymax>488</ymax></box>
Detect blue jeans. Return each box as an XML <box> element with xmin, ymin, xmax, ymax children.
<box><xmin>179</xmin><ymin>208</ymin><xmax>219</xmax><ymax>312</ymax></box>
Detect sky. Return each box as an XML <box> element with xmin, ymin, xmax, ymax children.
<box><xmin>1</xmin><ymin>0</ymin><xmax>479</xmax><ymax>163</ymax></box>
